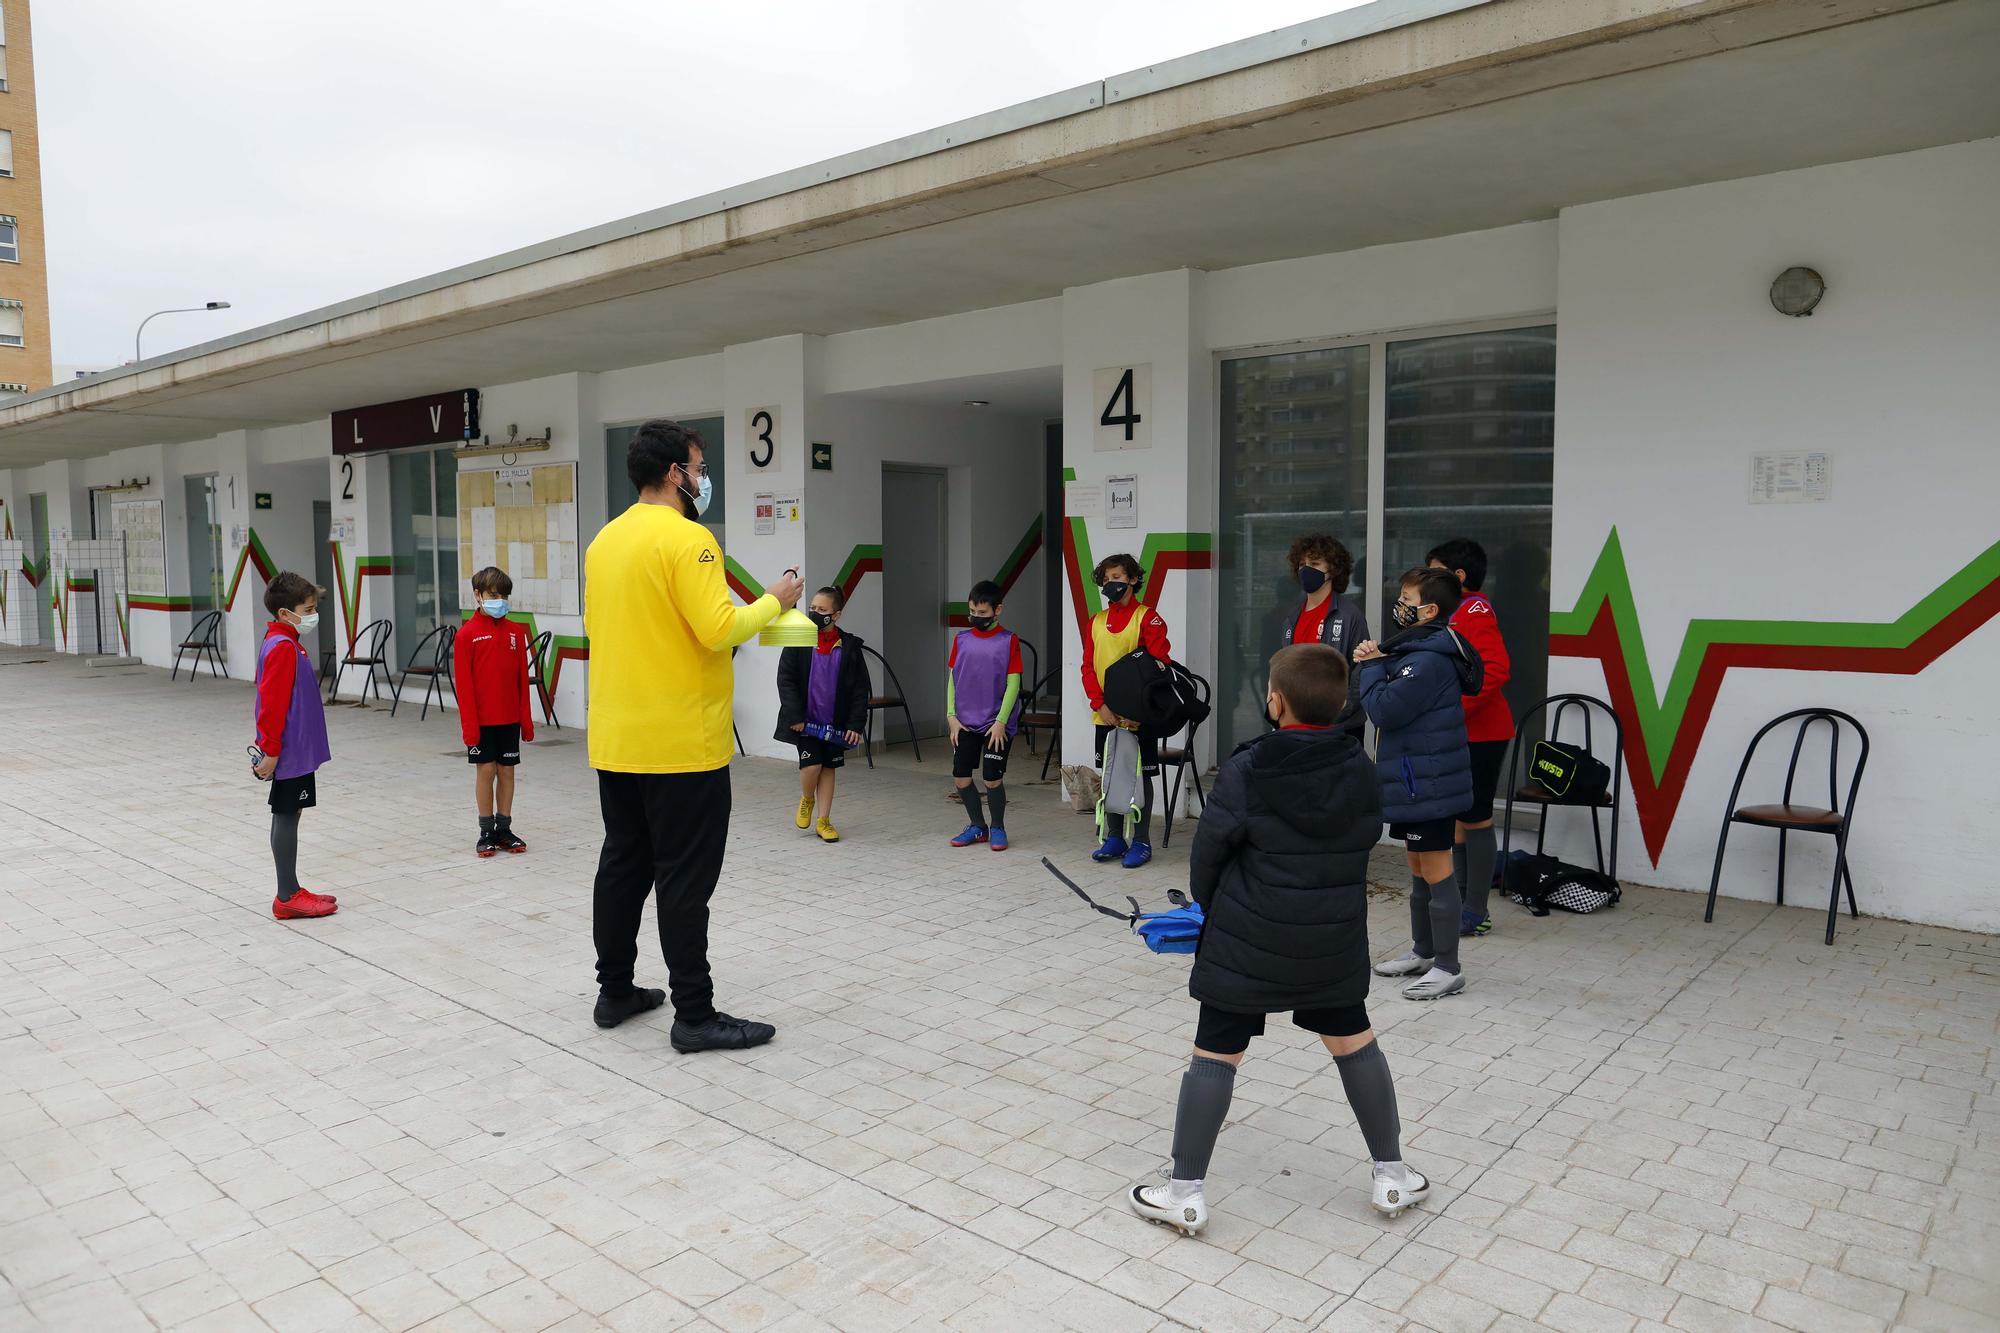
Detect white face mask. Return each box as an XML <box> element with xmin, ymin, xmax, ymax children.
<box><xmin>288</xmin><ymin>610</ymin><xmax>320</xmax><ymax>633</ymax></box>
<box><xmin>677</xmin><ymin>466</ymin><xmax>713</xmax><ymax>518</ymax></box>
<box><xmin>482</xmin><ymin>599</ymin><xmax>509</xmax><ymax>618</ymax></box>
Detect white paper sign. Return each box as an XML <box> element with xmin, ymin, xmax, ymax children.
<box><xmin>754</xmin><ymin>492</ymin><xmax>776</xmax><ymax>537</ymax></box>
<box><xmin>1092</xmin><ymin>364</ymin><xmax>1152</xmax><ymax>451</ymax></box>
<box><xmin>774</xmin><ymin>494</ymin><xmax>803</xmax><ymax>527</ymax></box>
<box><xmin>1750</xmin><ymin>451</ymin><xmax>1831</xmax><ymax>504</ymax></box>
<box><xmin>1064</xmin><ymin>482</ymin><xmax>1104</xmax><ymax>518</ymax></box>
<box><xmin>1106</xmin><ymin>474</ymin><xmax>1138</xmax><ymax>529</ymax></box>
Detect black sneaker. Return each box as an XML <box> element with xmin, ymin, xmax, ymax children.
<box><xmin>493</xmin><ymin>828</ymin><xmax>527</xmax><ymax>854</ymax></box>
<box><xmin>670</xmin><ymin>1011</ymin><xmax>776</xmax><ymax>1054</ymax></box>
<box><xmin>593</xmin><ymin>987</ymin><xmax>665</xmax><ymax>1029</ymax></box>
<box><xmin>476</xmin><ymin>830</ymin><xmax>499</xmax><ymax>858</ymax></box>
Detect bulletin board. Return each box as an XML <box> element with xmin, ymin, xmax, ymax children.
<box><xmin>108</xmin><ymin>498</ymin><xmax>167</xmax><ymax>597</ymax></box>
<box><xmin>457</xmin><ymin>464</ymin><xmax>579</xmax><ymax>615</ymax></box>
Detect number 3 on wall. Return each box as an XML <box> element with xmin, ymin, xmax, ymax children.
<box><xmin>748</xmin><ymin>407</ymin><xmax>779</xmax><ymax>470</ymax></box>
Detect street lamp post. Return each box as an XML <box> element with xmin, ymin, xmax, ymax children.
<box><xmin>135</xmin><ymin>301</ymin><xmax>232</xmax><ymax>362</ymax></box>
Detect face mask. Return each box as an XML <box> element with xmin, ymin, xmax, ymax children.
<box><xmin>482</xmin><ymin>599</ymin><xmax>509</xmax><ymax>618</ymax></box>
<box><xmin>676</xmin><ymin>467</ymin><xmax>713</xmax><ymax>518</ymax></box>
<box><xmin>806</xmin><ymin>610</ymin><xmax>834</xmax><ymax>629</ymax></box>
<box><xmin>967</xmin><ymin>614</ymin><xmax>996</xmax><ymax>632</ymax></box>
<box><xmin>1264</xmin><ymin>696</ymin><xmax>1281</xmax><ymax>730</ymax></box>
<box><xmin>1392</xmin><ymin>601</ymin><xmax>1423</xmax><ymax>628</ymax></box>
<box><xmin>1298</xmin><ymin>566</ymin><xmax>1328</xmax><ymax>595</ymax></box>
<box><xmin>1101</xmin><ymin>581</ymin><xmax>1130</xmax><ymax>604</ymax></box>
<box><xmin>288</xmin><ymin>611</ymin><xmax>320</xmax><ymax>633</ymax></box>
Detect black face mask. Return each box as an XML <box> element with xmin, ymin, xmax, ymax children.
<box><xmin>1391</xmin><ymin>601</ymin><xmax>1424</xmax><ymax>628</ymax></box>
<box><xmin>807</xmin><ymin>610</ymin><xmax>834</xmax><ymax>629</ymax></box>
<box><xmin>967</xmin><ymin>615</ymin><xmax>996</xmax><ymax>632</ymax></box>
<box><xmin>1100</xmin><ymin>581</ymin><xmax>1130</xmax><ymax>604</ymax></box>
<box><xmin>1298</xmin><ymin>566</ymin><xmax>1328</xmax><ymax>595</ymax></box>
<box><xmin>1263</xmin><ymin>697</ymin><xmax>1281</xmax><ymax>731</ymax></box>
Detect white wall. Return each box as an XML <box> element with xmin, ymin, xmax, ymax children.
<box><xmin>1550</xmin><ymin>137</ymin><xmax>2000</xmax><ymax>931</ymax></box>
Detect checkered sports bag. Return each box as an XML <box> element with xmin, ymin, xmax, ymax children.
<box><xmin>1502</xmin><ymin>852</ymin><xmax>1621</xmax><ymax>916</ymax></box>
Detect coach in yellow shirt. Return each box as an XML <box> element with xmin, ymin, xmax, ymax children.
<box><xmin>584</xmin><ymin>419</ymin><xmax>802</xmax><ymax>1051</ymax></box>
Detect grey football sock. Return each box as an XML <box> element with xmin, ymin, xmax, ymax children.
<box><xmin>271</xmin><ymin>811</ymin><xmax>302</xmax><ymax>902</ymax></box>
<box><xmin>986</xmin><ymin>784</ymin><xmax>1007</xmax><ymax>828</ymax></box>
<box><xmin>1427</xmin><ymin>873</ymin><xmax>1463</xmax><ymax>974</ymax></box>
<box><xmin>957</xmin><ymin>784</ymin><xmax>984</xmax><ymax>827</ymax></box>
<box><xmin>1170</xmin><ymin>1056</ymin><xmax>1237</xmax><ymax>1181</ymax></box>
<box><xmin>1333</xmin><ymin>1040</ymin><xmax>1402</xmax><ymax>1163</ymax></box>
<box><xmin>1463</xmin><ymin>826</ymin><xmax>1497</xmax><ymax>920</ymax></box>
<box><xmin>1452</xmin><ymin>842</ymin><xmax>1468</xmax><ymax>901</ymax></box>
<box><xmin>1133</xmin><ymin>779</ymin><xmax>1155</xmax><ymax>844</ymax></box>
<box><xmin>1410</xmin><ymin>875</ymin><xmax>1433</xmax><ymax>959</ymax></box>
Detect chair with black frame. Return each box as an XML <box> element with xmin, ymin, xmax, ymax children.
<box><xmin>858</xmin><ymin>643</ymin><xmax>921</xmax><ymax>768</ymax></box>
<box><xmin>1704</xmin><ymin>708</ymin><xmax>1869</xmax><ymax>945</ymax></box>
<box><xmin>1155</xmin><ymin>667</ymin><xmax>1211</xmax><ymax>848</ymax></box>
<box><xmin>171</xmin><ymin>610</ymin><xmax>227</xmax><ymax>682</ymax></box>
<box><xmin>1500</xmin><ymin>693</ymin><xmax>1625</xmax><ymax>884</ymax></box>
<box><xmin>1014</xmin><ymin>638</ymin><xmax>1060</xmax><ymax>771</ymax></box>
<box><xmin>326</xmin><ymin>618</ymin><xmax>393</xmax><ymax>706</ymax></box>
<box><xmin>527</xmin><ymin>629</ymin><xmax>559</xmax><ymax>729</ymax></box>
<box><xmin>730</xmin><ymin>646</ymin><xmax>745</xmax><ymax>756</ymax></box>
<box><xmin>390</xmin><ymin>623</ymin><xmax>456</xmax><ymax>720</ymax></box>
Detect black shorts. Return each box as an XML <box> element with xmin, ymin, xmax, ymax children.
<box><xmin>1458</xmin><ymin>739</ymin><xmax>1509</xmax><ymax>824</ymax></box>
<box><xmin>1391</xmin><ymin>818</ymin><xmax>1456</xmax><ymax>853</ymax></box>
<box><xmin>952</xmin><ymin>728</ymin><xmax>1013</xmax><ymax>782</ymax></box>
<box><xmin>1195</xmin><ymin>1002</ymin><xmax>1371</xmax><ymax>1056</ymax></box>
<box><xmin>468</xmin><ymin>724</ymin><xmax>522</xmax><ymax>766</ymax></box>
<box><xmin>268</xmin><ymin>772</ymin><xmax>317</xmax><ymax>813</ymax></box>
<box><xmin>1093</xmin><ymin>723</ymin><xmax>1159</xmax><ymax>773</ymax></box>
<box><xmin>796</xmin><ymin>733</ymin><xmax>846</xmax><ymax>771</ymax></box>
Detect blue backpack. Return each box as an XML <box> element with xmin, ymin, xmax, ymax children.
<box><xmin>1042</xmin><ymin>857</ymin><xmax>1205</xmax><ymax>954</ymax></box>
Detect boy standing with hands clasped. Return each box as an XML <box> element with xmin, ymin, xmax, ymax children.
<box><xmin>1357</xmin><ymin>567</ymin><xmax>1482</xmax><ymax>1000</ymax></box>
<box><xmin>1129</xmin><ymin>644</ymin><xmax>1426</xmax><ymax>1235</ymax></box>
<box><xmin>1427</xmin><ymin>538</ymin><xmax>1512</xmax><ymax>937</ymax></box>
<box><xmin>253</xmin><ymin>572</ymin><xmax>337</xmax><ymax>920</ymax></box>
<box><xmin>454</xmin><ymin>567</ymin><xmax>535</xmax><ymax>857</ymax></box>
<box><xmin>1081</xmin><ymin>554</ymin><xmax>1170</xmax><ymax>869</ymax></box>
<box><xmin>775</xmin><ymin>586</ymin><xmax>870</xmax><ymax>843</ymax></box>
<box><xmin>946</xmin><ymin>581</ymin><xmax>1024</xmax><ymax>852</ymax></box>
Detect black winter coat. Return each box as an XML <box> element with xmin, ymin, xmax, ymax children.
<box><xmin>1187</xmin><ymin>728</ymin><xmax>1384</xmax><ymax>1012</ymax></box>
<box><xmin>773</xmin><ymin>632</ymin><xmax>872</xmax><ymax>743</ymax></box>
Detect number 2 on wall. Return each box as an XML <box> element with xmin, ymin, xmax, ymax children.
<box><xmin>1100</xmin><ymin>368</ymin><xmax>1142</xmax><ymax>442</ymax></box>
<box><xmin>340</xmin><ymin>459</ymin><xmax>355</xmax><ymax>501</ymax></box>
<box><xmin>749</xmin><ymin>410</ymin><xmax>775</xmax><ymax>468</ymax></box>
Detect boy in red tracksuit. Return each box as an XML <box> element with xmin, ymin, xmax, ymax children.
<box><xmin>454</xmin><ymin>566</ymin><xmax>535</xmax><ymax>857</ymax></box>
<box><xmin>1080</xmin><ymin>553</ymin><xmax>1171</xmax><ymax>869</ymax></box>
<box><xmin>1427</xmin><ymin>539</ymin><xmax>1512</xmax><ymax>935</ymax></box>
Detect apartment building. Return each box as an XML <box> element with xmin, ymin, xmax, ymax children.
<box><xmin>0</xmin><ymin>0</ymin><xmax>50</xmax><ymax>395</ymax></box>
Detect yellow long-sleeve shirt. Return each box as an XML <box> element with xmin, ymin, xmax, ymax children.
<box><xmin>584</xmin><ymin>502</ymin><xmax>780</xmax><ymax>773</ymax></box>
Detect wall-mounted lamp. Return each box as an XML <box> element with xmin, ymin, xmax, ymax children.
<box><xmin>458</xmin><ymin>423</ymin><xmax>554</xmax><ymax>459</ymax></box>
<box><xmin>1770</xmin><ymin>267</ymin><xmax>1825</xmax><ymax>318</ymax></box>
<box><xmin>962</xmin><ymin>399</ymin><xmax>991</xmax><ymax>408</ymax></box>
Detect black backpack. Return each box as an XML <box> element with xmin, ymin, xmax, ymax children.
<box><xmin>1529</xmin><ymin>740</ymin><xmax>1612</xmax><ymax>805</ymax></box>
<box><xmin>1502</xmin><ymin>852</ymin><xmax>1621</xmax><ymax>916</ymax></box>
<box><xmin>1102</xmin><ymin>651</ymin><xmax>1211</xmax><ymax>740</ymax></box>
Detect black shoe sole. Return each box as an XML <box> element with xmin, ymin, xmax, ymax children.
<box><xmin>670</xmin><ymin>1029</ymin><xmax>775</xmax><ymax>1054</ymax></box>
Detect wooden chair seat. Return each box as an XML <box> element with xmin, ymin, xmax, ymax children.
<box><xmin>1732</xmin><ymin>803</ymin><xmax>1843</xmax><ymax>830</ymax></box>
<box><xmin>1020</xmin><ymin>708</ymin><xmax>1060</xmax><ymax>729</ymax></box>
<box><xmin>1159</xmin><ymin>746</ymin><xmax>1192</xmax><ymax>765</ymax></box>
<box><xmin>401</xmin><ymin>663</ymin><xmax>445</xmax><ymax>677</ymax></box>
<box><xmin>1514</xmin><ymin>781</ymin><xmax>1614</xmax><ymax>808</ymax></box>
<box><xmin>868</xmin><ymin>694</ymin><xmax>903</xmax><ymax>709</ymax></box>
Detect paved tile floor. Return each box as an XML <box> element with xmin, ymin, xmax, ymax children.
<box><xmin>1</xmin><ymin>646</ymin><xmax>1996</xmax><ymax>1333</ymax></box>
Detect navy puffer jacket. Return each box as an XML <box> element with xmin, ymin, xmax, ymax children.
<box><xmin>1355</xmin><ymin>620</ymin><xmax>1483</xmax><ymax>823</ymax></box>
<box><xmin>1187</xmin><ymin>728</ymin><xmax>1383</xmax><ymax>1012</ymax></box>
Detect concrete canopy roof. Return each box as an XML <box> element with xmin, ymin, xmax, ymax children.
<box><xmin>4</xmin><ymin>0</ymin><xmax>1995</xmax><ymax>467</ymax></box>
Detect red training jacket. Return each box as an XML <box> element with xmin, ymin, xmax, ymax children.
<box><xmin>453</xmin><ymin>613</ymin><xmax>535</xmax><ymax>746</ymax></box>
<box><xmin>1079</xmin><ymin>600</ymin><xmax>1172</xmax><ymax>712</ymax></box>
<box><xmin>1449</xmin><ymin>591</ymin><xmax>1513</xmax><ymax>742</ymax></box>
<box><xmin>254</xmin><ymin>622</ymin><xmax>301</xmax><ymax>757</ymax></box>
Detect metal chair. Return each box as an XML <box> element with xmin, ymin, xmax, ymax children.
<box><xmin>1022</xmin><ymin>666</ymin><xmax>1065</xmax><ymax>783</ymax></box>
<box><xmin>730</xmin><ymin>645</ymin><xmax>745</xmax><ymax>756</ymax></box>
<box><xmin>1157</xmin><ymin>668</ymin><xmax>1211</xmax><ymax>847</ymax></box>
<box><xmin>171</xmin><ymin>610</ymin><xmax>226</xmax><ymax>682</ymax></box>
<box><xmin>327</xmin><ymin>618</ymin><xmax>393</xmax><ymax>705</ymax></box>
<box><xmin>1705</xmin><ymin>708</ymin><xmax>1869</xmax><ymax>945</ymax></box>
<box><xmin>1500</xmin><ymin>694</ymin><xmax>1624</xmax><ymax>884</ymax></box>
<box><xmin>859</xmin><ymin>643</ymin><xmax>921</xmax><ymax>767</ymax></box>
<box><xmin>527</xmin><ymin>629</ymin><xmax>559</xmax><ymax>729</ymax></box>
<box><xmin>391</xmin><ymin>623</ymin><xmax>456</xmax><ymax>719</ymax></box>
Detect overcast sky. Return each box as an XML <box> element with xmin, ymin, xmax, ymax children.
<box><xmin>38</xmin><ymin>0</ymin><xmax>1363</xmax><ymax>369</ymax></box>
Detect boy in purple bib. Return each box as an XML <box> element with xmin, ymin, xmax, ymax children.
<box><xmin>252</xmin><ymin>572</ymin><xmax>337</xmax><ymax>920</ymax></box>
<box><xmin>946</xmin><ymin>581</ymin><xmax>1024</xmax><ymax>851</ymax></box>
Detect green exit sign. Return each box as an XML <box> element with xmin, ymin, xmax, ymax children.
<box><xmin>811</xmin><ymin>442</ymin><xmax>833</xmax><ymax>471</ymax></box>
<box><xmin>254</xmin><ymin>492</ymin><xmax>273</xmax><ymax>510</ymax></box>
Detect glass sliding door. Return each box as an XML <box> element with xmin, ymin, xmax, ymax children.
<box><xmin>389</xmin><ymin>447</ymin><xmax>460</xmax><ymax>665</ymax></box>
<box><xmin>1380</xmin><ymin>326</ymin><xmax>1555</xmax><ymax>728</ymax></box>
<box><xmin>29</xmin><ymin>490</ymin><xmax>52</xmax><ymax>643</ymax></box>
<box><xmin>183</xmin><ymin>473</ymin><xmax>224</xmax><ymax>618</ymax></box>
<box><xmin>1216</xmin><ymin>344</ymin><xmax>1370</xmax><ymax>755</ymax></box>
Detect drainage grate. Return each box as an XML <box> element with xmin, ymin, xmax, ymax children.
<box><xmin>0</xmin><ymin>659</ymin><xmax>49</xmax><ymax>666</ymax></box>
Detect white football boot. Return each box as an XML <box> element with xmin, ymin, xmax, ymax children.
<box><xmin>1128</xmin><ymin>1168</ymin><xmax>1208</xmax><ymax>1236</ymax></box>
<box><xmin>1371</xmin><ymin>1162</ymin><xmax>1430</xmax><ymax>1218</ymax></box>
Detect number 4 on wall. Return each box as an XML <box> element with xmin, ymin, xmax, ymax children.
<box><xmin>1093</xmin><ymin>364</ymin><xmax>1152</xmax><ymax>451</ymax></box>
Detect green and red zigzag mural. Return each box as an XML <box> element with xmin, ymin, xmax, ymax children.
<box><xmin>1552</xmin><ymin>529</ymin><xmax>2000</xmax><ymax>865</ymax></box>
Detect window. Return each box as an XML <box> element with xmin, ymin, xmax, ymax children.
<box><xmin>605</xmin><ymin>415</ymin><xmax>725</xmax><ymax>545</ymax></box>
<box><xmin>0</xmin><ymin>130</ymin><xmax>12</xmax><ymax>176</ymax></box>
<box><xmin>388</xmin><ymin>447</ymin><xmax>459</xmax><ymax>661</ymax></box>
<box><xmin>0</xmin><ymin>300</ymin><xmax>23</xmax><ymax>347</ymax></box>
<box><xmin>0</xmin><ymin>217</ymin><xmax>18</xmax><ymax>263</ymax></box>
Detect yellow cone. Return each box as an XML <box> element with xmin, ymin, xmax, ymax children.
<box><xmin>759</xmin><ymin>607</ymin><xmax>821</xmax><ymax>648</ymax></box>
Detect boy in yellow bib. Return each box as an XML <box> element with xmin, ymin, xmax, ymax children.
<box><xmin>1080</xmin><ymin>554</ymin><xmax>1171</xmax><ymax>869</ymax></box>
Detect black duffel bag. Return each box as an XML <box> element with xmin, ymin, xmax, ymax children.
<box><xmin>1102</xmin><ymin>650</ymin><xmax>1211</xmax><ymax>741</ymax></box>
<box><xmin>1529</xmin><ymin>740</ymin><xmax>1612</xmax><ymax>805</ymax></box>
<box><xmin>1502</xmin><ymin>852</ymin><xmax>1621</xmax><ymax>917</ymax></box>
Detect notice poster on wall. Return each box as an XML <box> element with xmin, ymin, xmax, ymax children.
<box><xmin>1106</xmin><ymin>474</ymin><xmax>1138</xmax><ymax>529</ymax></box>
<box><xmin>754</xmin><ymin>492</ymin><xmax>776</xmax><ymax>537</ymax></box>
<box><xmin>1749</xmin><ymin>450</ymin><xmax>1831</xmax><ymax>504</ymax></box>
<box><xmin>457</xmin><ymin>463</ymin><xmax>580</xmax><ymax>615</ymax></box>
<box><xmin>107</xmin><ymin>498</ymin><xmax>166</xmax><ymax>597</ymax></box>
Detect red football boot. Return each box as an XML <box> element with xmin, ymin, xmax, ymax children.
<box><xmin>273</xmin><ymin>889</ymin><xmax>338</xmax><ymax>920</ymax></box>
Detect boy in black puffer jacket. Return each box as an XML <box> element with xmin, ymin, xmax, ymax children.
<box><xmin>1355</xmin><ymin>566</ymin><xmax>1483</xmax><ymax>1001</ymax></box>
<box><xmin>1129</xmin><ymin>644</ymin><xmax>1429</xmax><ymax>1237</ymax></box>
